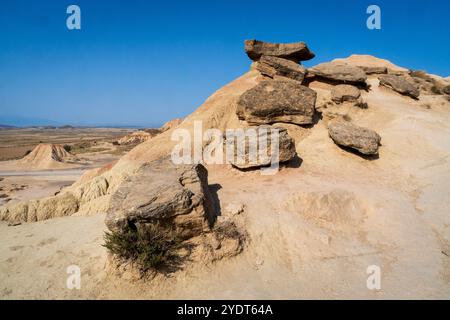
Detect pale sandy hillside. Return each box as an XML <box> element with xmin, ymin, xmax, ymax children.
<box><xmin>1</xmin><ymin>55</ymin><xmax>450</xmax><ymax>299</ymax></box>
<box><xmin>333</xmin><ymin>54</ymin><xmax>409</xmax><ymax>72</ymax></box>
<box><xmin>0</xmin><ymin>144</ymin><xmax>81</xmax><ymax>171</ymax></box>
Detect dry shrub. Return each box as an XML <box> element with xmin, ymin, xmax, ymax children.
<box><xmin>103</xmin><ymin>223</ymin><xmax>182</xmax><ymax>273</ymax></box>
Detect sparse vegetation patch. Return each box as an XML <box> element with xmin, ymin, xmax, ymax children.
<box><xmin>103</xmin><ymin>223</ymin><xmax>183</xmax><ymax>273</ymax></box>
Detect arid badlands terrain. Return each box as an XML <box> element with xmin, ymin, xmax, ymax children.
<box><xmin>1</xmin><ymin>40</ymin><xmax>449</xmax><ymax>299</ymax></box>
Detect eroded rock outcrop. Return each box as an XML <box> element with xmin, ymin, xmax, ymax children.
<box><xmin>161</xmin><ymin>118</ymin><xmax>183</xmax><ymax>132</ymax></box>
<box><xmin>0</xmin><ymin>176</ymin><xmax>109</xmax><ymax>224</ymax></box>
<box><xmin>18</xmin><ymin>144</ymin><xmax>76</xmax><ymax>169</ymax></box>
<box><xmin>328</xmin><ymin>121</ymin><xmax>381</xmax><ymax>155</ymax></box>
<box><xmin>105</xmin><ymin>159</ymin><xmax>216</xmax><ymax>239</ymax></box>
<box><xmin>308</xmin><ymin>62</ymin><xmax>367</xmax><ymax>86</ymax></box>
<box><xmin>255</xmin><ymin>55</ymin><xmax>307</xmax><ymax>83</ymax></box>
<box><xmin>360</xmin><ymin>66</ymin><xmax>388</xmax><ymax>75</ymax></box>
<box><xmin>378</xmin><ymin>74</ymin><xmax>420</xmax><ymax>99</ymax></box>
<box><xmin>225</xmin><ymin>126</ymin><xmax>296</xmax><ymax>169</ymax></box>
<box><xmin>118</xmin><ymin>130</ymin><xmax>159</xmax><ymax>145</ymax></box>
<box><xmin>331</xmin><ymin>84</ymin><xmax>361</xmax><ymax>104</ymax></box>
<box><xmin>245</xmin><ymin>39</ymin><xmax>315</xmax><ymax>62</ymax></box>
<box><xmin>236</xmin><ymin>80</ymin><xmax>316</xmax><ymax>125</ymax></box>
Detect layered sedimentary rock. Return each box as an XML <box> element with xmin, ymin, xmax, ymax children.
<box><xmin>118</xmin><ymin>130</ymin><xmax>159</xmax><ymax>145</ymax></box>
<box><xmin>308</xmin><ymin>62</ymin><xmax>367</xmax><ymax>85</ymax></box>
<box><xmin>255</xmin><ymin>55</ymin><xmax>307</xmax><ymax>83</ymax></box>
<box><xmin>331</xmin><ymin>84</ymin><xmax>361</xmax><ymax>104</ymax></box>
<box><xmin>378</xmin><ymin>74</ymin><xmax>420</xmax><ymax>99</ymax></box>
<box><xmin>328</xmin><ymin>121</ymin><xmax>381</xmax><ymax>155</ymax></box>
<box><xmin>105</xmin><ymin>159</ymin><xmax>216</xmax><ymax>239</ymax></box>
<box><xmin>225</xmin><ymin>125</ymin><xmax>296</xmax><ymax>169</ymax></box>
<box><xmin>236</xmin><ymin>80</ymin><xmax>316</xmax><ymax>125</ymax></box>
<box><xmin>161</xmin><ymin>118</ymin><xmax>183</xmax><ymax>132</ymax></box>
<box><xmin>245</xmin><ymin>39</ymin><xmax>315</xmax><ymax>62</ymax></box>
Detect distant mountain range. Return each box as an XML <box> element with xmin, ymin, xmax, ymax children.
<box><xmin>0</xmin><ymin>124</ymin><xmax>146</xmax><ymax>130</ymax></box>
<box><xmin>0</xmin><ymin>124</ymin><xmax>17</xmax><ymax>129</ymax></box>
<box><xmin>0</xmin><ymin>115</ymin><xmax>160</xmax><ymax>129</ymax></box>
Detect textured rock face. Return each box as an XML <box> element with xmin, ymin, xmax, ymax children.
<box><xmin>308</xmin><ymin>62</ymin><xmax>367</xmax><ymax>85</ymax></box>
<box><xmin>0</xmin><ymin>176</ymin><xmax>109</xmax><ymax>224</ymax></box>
<box><xmin>0</xmin><ymin>193</ymin><xmax>79</xmax><ymax>223</ymax></box>
<box><xmin>331</xmin><ymin>85</ymin><xmax>361</xmax><ymax>104</ymax></box>
<box><xmin>118</xmin><ymin>130</ymin><xmax>158</xmax><ymax>145</ymax></box>
<box><xmin>18</xmin><ymin>144</ymin><xmax>75</xmax><ymax>169</ymax></box>
<box><xmin>378</xmin><ymin>74</ymin><xmax>420</xmax><ymax>99</ymax></box>
<box><xmin>236</xmin><ymin>80</ymin><xmax>316</xmax><ymax>125</ymax></box>
<box><xmin>105</xmin><ymin>160</ymin><xmax>216</xmax><ymax>239</ymax></box>
<box><xmin>225</xmin><ymin>126</ymin><xmax>296</xmax><ymax>169</ymax></box>
<box><xmin>360</xmin><ymin>66</ymin><xmax>388</xmax><ymax>75</ymax></box>
<box><xmin>255</xmin><ymin>56</ymin><xmax>306</xmax><ymax>83</ymax></box>
<box><xmin>245</xmin><ymin>39</ymin><xmax>315</xmax><ymax>62</ymax></box>
<box><xmin>443</xmin><ymin>85</ymin><xmax>450</xmax><ymax>95</ymax></box>
<box><xmin>161</xmin><ymin>118</ymin><xmax>183</xmax><ymax>132</ymax></box>
<box><xmin>328</xmin><ymin>121</ymin><xmax>381</xmax><ymax>155</ymax></box>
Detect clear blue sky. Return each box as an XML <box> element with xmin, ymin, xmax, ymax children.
<box><xmin>0</xmin><ymin>0</ymin><xmax>449</xmax><ymax>127</ymax></box>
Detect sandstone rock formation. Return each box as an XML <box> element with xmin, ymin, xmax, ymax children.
<box><xmin>18</xmin><ymin>144</ymin><xmax>75</xmax><ymax>169</ymax></box>
<box><xmin>105</xmin><ymin>159</ymin><xmax>216</xmax><ymax>240</ymax></box>
<box><xmin>118</xmin><ymin>130</ymin><xmax>159</xmax><ymax>145</ymax></box>
<box><xmin>359</xmin><ymin>66</ymin><xmax>388</xmax><ymax>75</ymax></box>
<box><xmin>161</xmin><ymin>118</ymin><xmax>183</xmax><ymax>132</ymax></box>
<box><xmin>308</xmin><ymin>62</ymin><xmax>367</xmax><ymax>85</ymax></box>
<box><xmin>236</xmin><ymin>79</ymin><xmax>316</xmax><ymax>125</ymax></box>
<box><xmin>225</xmin><ymin>126</ymin><xmax>296</xmax><ymax>169</ymax></box>
<box><xmin>332</xmin><ymin>54</ymin><xmax>408</xmax><ymax>75</ymax></box>
<box><xmin>245</xmin><ymin>39</ymin><xmax>315</xmax><ymax>62</ymax></box>
<box><xmin>328</xmin><ymin>121</ymin><xmax>381</xmax><ymax>155</ymax></box>
<box><xmin>409</xmin><ymin>70</ymin><xmax>450</xmax><ymax>95</ymax></box>
<box><xmin>331</xmin><ymin>84</ymin><xmax>361</xmax><ymax>104</ymax></box>
<box><xmin>255</xmin><ymin>55</ymin><xmax>306</xmax><ymax>83</ymax></box>
<box><xmin>378</xmin><ymin>74</ymin><xmax>420</xmax><ymax>99</ymax></box>
<box><xmin>0</xmin><ymin>175</ymin><xmax>109</xmax><ymax>223</ymax></box>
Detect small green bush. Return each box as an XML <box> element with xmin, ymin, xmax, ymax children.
<box><xmin>103</xmin><ymin>223</ymin><xmax>182</xmax><ymax>273</ymax></box>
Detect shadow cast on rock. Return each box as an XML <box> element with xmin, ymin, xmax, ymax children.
<box><xmin>336</xmin><ymin>144</ymin><xmax>380</xmax><ymax>161</ymax></box>
<box><xmin>304</xmin><ymin>76</ymin><xmax>370</xmax><ymax>91</ymax></box>
<box><xmin>301</xmin><ymin>110</ymin><xmax>322</xmax><ymax>129</ymax></box>
<box><xmin>208</xmin><ymin>183</ymin><xmax>222</xmax><ymax>222</ymax></box>
<box><xmin>283</xmin><ymin>154</ymin><xmax>303</xmax><ymax>169</ymax></box>
<box><xmin>155</xmin><ymin>241</ymin><xmax>197</xmax><ymax>276</ymax></box>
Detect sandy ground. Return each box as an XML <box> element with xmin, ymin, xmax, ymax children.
<box><xmin>1</xmin><ymin>75</ymin><xmax>449</xmax><ymax>299</ymax></box>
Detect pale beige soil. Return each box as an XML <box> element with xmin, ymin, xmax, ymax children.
<box><xmin>0</xmin><ymin>58</ymin><xmax>449</xmax><ymax>299</ymax></box>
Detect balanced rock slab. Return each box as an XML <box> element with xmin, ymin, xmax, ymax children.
<box><xmin>225</xmin><ymin>126</ymin><xmax>296</xmax><ymax>169</ymax></box>
<box><xmin>328</xmin><ymin>121</ymin><xmax>381</xmax><ymax>155</ymax></box>
<box><xmin>360</xmin><ymin>66</ymin><xmax>388</xmax><ymax>75</ymax></box>
<box><xmin>309</xmin><ymin>62</ymin><xmax>367</xmax><ymax>85</ymax></box>
<box><xmin>105</xmin><ymin>159</ymin><xmax>216</xmax><ymax>239</ymax></box>
<box><xmin>236</xmin><ymin>80</ymin><xmax>316</xmax><ymax>125</ymax></box>
<box><xmin>378</xmin><ymin>74</ymin><xmax>420</xmax><ymax>99</ymax></box>
<box><xmin>245</xmin><ymin>39</ymin><xmax>315</xmax><ymax>62</ymax></box>
<box><xmin>256</xmin><ymin>55</ymin><xmax>306</xmax><ymax>83</ymax></box>
<box><xmin>331</xmin><ymin>84</ymin><xmax>361</xmax><ymax>104</ymax></box>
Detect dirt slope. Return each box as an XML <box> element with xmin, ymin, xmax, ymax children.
<box><xmin>17</xmin><ymin>144</ymin><xmax>75</xmax><ymax>169</ymax></box>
